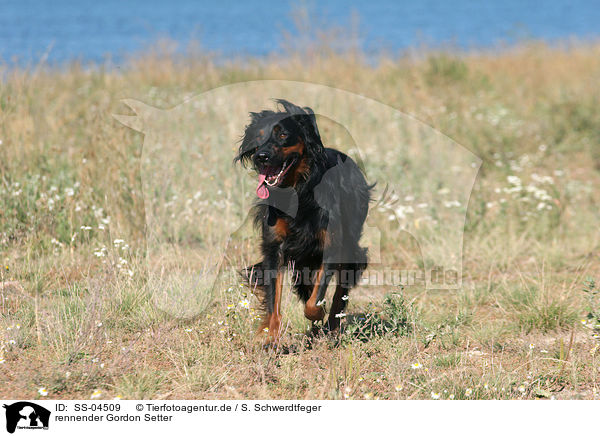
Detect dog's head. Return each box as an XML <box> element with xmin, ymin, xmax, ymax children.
<box><xmin>235</xmin><ymin>99</ymin><xmax>324</xmax><ymax>199</ymax></box>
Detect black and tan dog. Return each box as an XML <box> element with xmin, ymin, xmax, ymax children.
<box><xmin>235</xmin><ymin>100</ymin><xmax>372</xmax><ymax>343</ymax></box>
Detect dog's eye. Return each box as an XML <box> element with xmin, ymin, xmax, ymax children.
<box><xmin>278</xmin><ymin>132</ymin><xmax>287</xmax><ymax>140</ymax></box>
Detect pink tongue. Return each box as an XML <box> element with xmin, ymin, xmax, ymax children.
<box><xmin>256</xmin><ymin>174</ymin><xmax>270</xmax><ymax>199</ymax></box>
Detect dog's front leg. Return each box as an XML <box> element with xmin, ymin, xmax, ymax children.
<box><xmin>304</xmin><ymin>265</ymin><xmax>334</xmax><ymax>322</ymax></box>
<box><xmin>258</xmin><ymin>244</ymin><xmax>284</xmax><ymax>344</ymax></box>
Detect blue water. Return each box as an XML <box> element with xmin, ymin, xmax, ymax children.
<box><xmin>1</xmin><ymin>0</ymin><xmax>600</xmax><ymax>65</ymax></box>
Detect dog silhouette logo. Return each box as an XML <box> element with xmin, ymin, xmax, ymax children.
<box><xmin>3</xmin><ymin>402</ymin><xmax>50</xmax><ymax>433</ymax></box>
<box><xmin>113</xmin><ymin>81</ymin><xmax>482</xmax><ymax>318</ymax></box>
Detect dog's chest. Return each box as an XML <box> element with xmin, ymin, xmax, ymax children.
<box><xmin>273</xmin><ymin>215</ymin><xmax>323</xmax><ymax>259</ymax></box>
<box><xmin>272</xmin><ymin>217</ymin><xmax>290</xmax><ymax>239</ymax></box>
<box><xmin>271</xmin><ymin>217</ymin><xmax>309</xmax><ymax>240</ymax></box>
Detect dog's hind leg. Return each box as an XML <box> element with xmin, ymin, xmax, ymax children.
<box><xmin>327</xmin><ymin>258</ymin><xmax>366</xmax><ymax>331</ymax></box>
<box><xmin>327</xmin><ymin>283</ymin><xmax>349</xmax><ymax>331</ymax></box>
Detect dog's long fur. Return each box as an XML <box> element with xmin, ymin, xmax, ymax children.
<box><xmin>235</xmin><ymin>100</ymin><xmax>372</xmax><ymax>342</ymax></box>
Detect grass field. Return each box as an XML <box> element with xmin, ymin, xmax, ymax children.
<box><xmin>1</xmin><ymin>39</ymin><xmax>600</xmax><ymax>400</ymax></box>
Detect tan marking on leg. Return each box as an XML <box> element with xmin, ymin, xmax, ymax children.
<box><xmin>304</xmin><ymin>265</ymin><xmax>326</xmax><ymax>321</ymax></box>
<box><xmin>268</xmin><ymin>271</ymin><xmax>283</xmax><ymax>342</ymax></box>
<box><xmin>255</xmin><ymin>271</ymin><xmax>284</xmax><ymax>344</ymax></box>
<box><xmin>256</xmin><ymin>317</ymin><xmax>270</xmax><ymax>337</ymax></box>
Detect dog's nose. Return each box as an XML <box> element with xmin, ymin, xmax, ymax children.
<box><xmin>256</xmin><ymin>151</ymin><xmax>270</xmax><ymax>163</ymax></box>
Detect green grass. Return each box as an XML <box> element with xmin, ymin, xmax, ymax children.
<box><xmin>502</xmin><ymin>283</ymin><xmax>578</xmax><ymax>333</ymax></box>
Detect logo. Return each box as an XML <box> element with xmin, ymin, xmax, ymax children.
<box><xmin>3</xmin><ymin>402</ymin><xmax>50</xmax><ymax>434</ymax></box>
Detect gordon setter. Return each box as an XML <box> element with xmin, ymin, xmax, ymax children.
<box><xmin>235</xmin><ymin>100</ymin><xmax>372</xmax><ymax>343</ymax></box>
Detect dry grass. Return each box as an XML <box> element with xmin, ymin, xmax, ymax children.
<box><xmin>1</xmin><ymin>38</ymin><xmax>600</xmax><ymax>400</ymax></box>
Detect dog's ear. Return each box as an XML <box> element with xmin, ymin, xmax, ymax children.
<box><xmin>275</xmin><ymin>99</ymin><xmax>303</xmax><ymax>115</ymax></box>
<box><xmin>300</xmin><ymin>105</ymin><xmax>322</xmax><ymax>146</ymax></box>
<box><xmin>275</xmin><ymin>99</ymin><xmax>323</xmax><ymax>147</ymax></box>
<box><xmin>234</xmin><ymin>127</ymin><xmax>257</xmax><ymax>167</ymax></box>
<box><xmin>234</xmin><ymin>133</ymin><xmax>257</xmax><ymax>167</ymax></box>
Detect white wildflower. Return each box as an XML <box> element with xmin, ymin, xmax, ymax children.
<box><xmin>443</xmin><ymin>200</ymin><xmax>461</xmax><ymax>208</ymax></box>
<box><xmin>507</xmin><ymin>175</ymin><xmax>522</xmax><ymax>186</ymax></box>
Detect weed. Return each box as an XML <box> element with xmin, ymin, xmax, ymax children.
<box><xmin>343</xmin><ymin>293</ymin><xmax>414</xmax><ymax>342</ymax></box>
